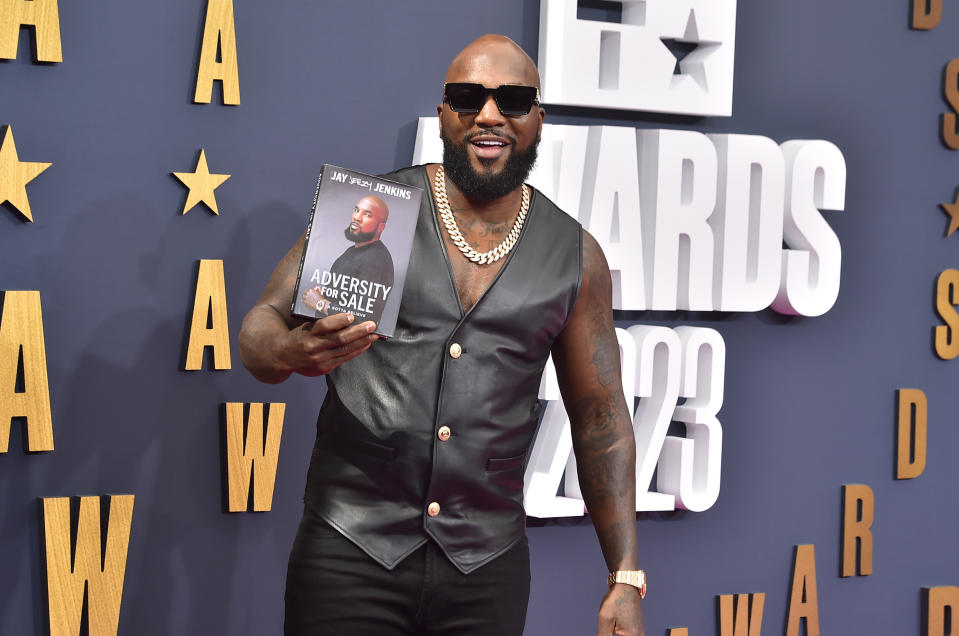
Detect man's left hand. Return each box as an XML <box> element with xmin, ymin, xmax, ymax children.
<box><xmin>597</xmin><ymin>584</ymin><xmax>645</xmax><ymax>636</ymax></box>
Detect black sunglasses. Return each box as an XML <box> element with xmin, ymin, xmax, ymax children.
<box><xmin>443</xmin><ymin>82</ymin><xmax>540</xmax><ymax>116</ymax></box>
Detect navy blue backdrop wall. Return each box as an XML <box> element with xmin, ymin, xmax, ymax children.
<box><xmin>2</xmin><ymin>1</ymin><xmax>957</xmax><ymax>634</ymax></box>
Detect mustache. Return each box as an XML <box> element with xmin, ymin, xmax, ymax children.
<box><xmin>464</xmin><ymin>129</ymin><xmax>517</xmax><ymax>145</ymax></box>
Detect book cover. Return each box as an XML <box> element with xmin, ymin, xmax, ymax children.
<box><xmin>290</xmin><ymin>165</ymin><xmax>422</xmax><ymax>337</ymax></box>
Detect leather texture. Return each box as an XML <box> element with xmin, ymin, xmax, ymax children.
<box><xmin>304</xmin><ymin>165</ymin><xmax>583</xmax><ymax>573</ymax></box>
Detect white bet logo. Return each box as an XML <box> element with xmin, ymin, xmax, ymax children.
<box><xmin>538</xmin><ymin>0</ymin><xmax>737</xmax><ymax>116</ymax></box>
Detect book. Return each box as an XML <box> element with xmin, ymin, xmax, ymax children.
<box><xmin>290</xmin><ymin>165</ymin><xmax>422</xmax><ymax>337</ymax></box>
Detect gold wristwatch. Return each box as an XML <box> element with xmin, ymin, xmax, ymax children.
<box><xmin>608</xmin><ymin>570</ymin><xmax>647</xmax><ymax>598</ymax></box>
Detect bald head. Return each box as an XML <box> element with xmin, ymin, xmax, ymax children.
<box><xmin>445</xmin><ymin>34</ymin><xmax>540</xmax><ymax>89</ymax></box>
<box><xmin>357</xmin><ymin>195</ymin><xmax>389</xmax><ymax>223</ymax></box>
<box><xmin>437</xmin><ymin>35</ymin><xmax>544</xmax><ymax>202</ymax></box>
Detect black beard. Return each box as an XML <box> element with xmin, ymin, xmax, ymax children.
<box><xmin>440</xmin><ymin>130</ymin><xmax>538</xmax><ymax>202</ymax></box>
<box><xmin>344</xmin><ymin>227</ymin><xmax>376</xmax><ymax>243</ymax></box>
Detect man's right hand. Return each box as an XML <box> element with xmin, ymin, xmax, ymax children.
<box><xmin>278</xmin><ymin>313</ymin><xmax>378</xmax><ymax>377</ymax></box>
<box><xmin>239</xmin><ymin>231</ymin><xmax>380</xmax><ymax>383</ymax></box>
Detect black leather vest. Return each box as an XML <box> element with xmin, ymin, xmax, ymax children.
<box><xmin>304</xmin><ymin>165</ymin><xmax>582</xmax><ymax>574</ymax></box>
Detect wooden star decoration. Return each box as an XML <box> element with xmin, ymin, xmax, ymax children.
<box><xmin>0</xmin><ymin>126</ymin><xmax>52</xmax><ymax>222</ymax></box>
<box><xmin>940</xmin><ymin>190</ymin><xmax>959</xmax><ymax>238</ymax></box>
<box><xmin>173</xmin><ymin>149</ymin><xmax>231</xmax><ymax>215</ymax></box>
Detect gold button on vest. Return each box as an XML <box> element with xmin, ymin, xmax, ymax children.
<box><xmin>427</xmin><ymin>502</ymin><xmax>441</xmax><ymax>517</ymax></box>
<box><xmin>437</xmin><ymin>426</ymin><xmax>451</xmax><ymax>441</ymax></box>
<box><xmin>449</xmin><ymin>343</ymin><xmax>462</xmax><ymax>358</ymax></box>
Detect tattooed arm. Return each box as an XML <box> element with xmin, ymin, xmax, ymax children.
<box><xmin>551</xmin><ymin>230</ymin><xmax>645</xmax><ymax>636</ymax></box>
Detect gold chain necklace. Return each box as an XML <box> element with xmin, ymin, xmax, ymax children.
<box><xmin>433</xmin><ymin>165</ymin><xmax>530</xmax><ymax>265</ymax></box>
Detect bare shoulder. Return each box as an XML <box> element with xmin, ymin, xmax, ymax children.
<box><xmin>552</xmin><ymin>228</ymin><xmax>619</xmax><ymax>391</ymax></box>
<box><xmin>580</xmin><ymin>229</ymin><xmax>611</xmax><ymax>291</ymax></box>
<box><xmin>572</xmin><ymin>228</ymin><xmax>614</xmax><ymax>325</ymax></box>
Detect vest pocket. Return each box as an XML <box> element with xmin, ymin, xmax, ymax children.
<box><xmin>486</xmin><ymin>453</ymin><xmax>526</xmax><ymax>493</ymax></box>
<box><xmin>486</xmin><ymin>453</ymin><xmax>526</xmax><ymax>472</ymax></box>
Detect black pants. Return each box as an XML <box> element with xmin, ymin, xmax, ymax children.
<box><xmin>284</xmin><ymin>507</ymin><xmax>531</xmax><ymax>635</ymax></box>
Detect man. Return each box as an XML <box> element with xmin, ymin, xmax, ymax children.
<box><xmin>302</xmin><ymin>194</ymin><xmax>394</xmax><ymax>325</ymax></box>
<box><xmin>239</xmin><ymin>34</ymin><xmax>645</xmax><ymax>636</ymax></box>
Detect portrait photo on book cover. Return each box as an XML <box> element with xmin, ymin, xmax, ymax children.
<box><xmin>293</xmin><ymin>172</ymin><xmax>419</xmax><ymax>334</ymax></box>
